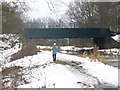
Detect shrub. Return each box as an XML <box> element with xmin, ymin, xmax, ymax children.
<box><xmin>11</xmin><ymin>42</ymin><xmax>37</xmax><ymax>61</ymax></box>
<box><xmin>88</xmin><ymin>55</ymin><xmax>110</xmax><ymax>64</ymax></box>
<box><xmin>40</xmin><ymin>47</ymin><xmax>51</xmax><ymax>51</ymax></box>
<box><xmin>80</xmin><ymin>45</ymin><xmax>110</xmax><ymax>65</ymax></box>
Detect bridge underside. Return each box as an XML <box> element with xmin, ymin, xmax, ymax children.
<box><xmin>24</xmin><ymin>28</ymin><xmax>113</xmax><ymax>49</ymax></box>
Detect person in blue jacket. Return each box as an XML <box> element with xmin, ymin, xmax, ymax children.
<box><xmin>52</xmin><ymin>43</ymin><xmax>58</xmax><ymax>61</ymax></box>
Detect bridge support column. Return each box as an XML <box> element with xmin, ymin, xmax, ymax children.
<box><xmin>93</xmin><ymin>37</ymin><xmax>106</xmax><ymax>49</ymax></box>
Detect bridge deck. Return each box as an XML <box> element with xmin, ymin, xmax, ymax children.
<box><xmin>24</xmin><ymin>28</ymin><xmax>112</xmax><ymax>39</ymax></box>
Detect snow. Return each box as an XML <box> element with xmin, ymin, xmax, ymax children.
<box><xmin>60</xmin><ymin>46</ymin><xmax>93</xmax><ymax>51</ymax></box>
<box><xmin>36</xmin><ymin>45</ymin><xmax>51</xmax><ymax>49</ymax></box>
<box><xmin>0</xmin><ymin>34</ymin><xmax>119</xmax><ymax>88</ymax></box>
<box><xmin>18</xmin><ymin>64</ymin><xmax>91</xmax><ymax>88</ymax></box>
<box><xmin>82</xmin><ymin>59</ymin><xmax>118</xmax><ymax>85</ymax></box>
<box><xmin>2</xmin><ymin>50</ymin><xmax>118</xmax><ymax>88</ymax></box>
<box><xmin>99</xmin><ymin>48</ymin><xmax>120</xmax><ymax>55</ymax></box>
<box><xmin>112</xmin><ymin>35</ymin><xmax>120</xmax><ymax>42</ymax></box>
<box><xmin>37</xmin><ymin>45</ymin><xmax>93</xmax><ymax>51</ymax></box>
<box><xmin>0</xmin><ymin>34</ymin><xmax>21</xmax><ymax>65</ymax></box>
<box><xmin>0</xmin><ymin>45</ymin><xmax>21</xmax><ymax>65</ymax></box>
<box><xmin>0</xmin><ymin>41</ymin><xmax>10</xmax><ymax>48</ymax></box>
<box><xmin>58</xmin><ymin>53</ymin><xmax>118</xmax><ymax>86</ymax></box>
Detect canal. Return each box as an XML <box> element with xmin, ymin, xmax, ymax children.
<box><xmin>61</xmin><ymin>51</ymin><xmax>120</xmax><ymax>68</ymax></box>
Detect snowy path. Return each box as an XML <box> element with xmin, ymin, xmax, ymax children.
<box><xmin>2</xmin><ymin>50</ymin><xmax>118</xmax><ymax>88</ymax></box>
<box><xmin>64</xmin><ymin>61</ymin><xmax>116</xmax><ymax>88</ymax></box>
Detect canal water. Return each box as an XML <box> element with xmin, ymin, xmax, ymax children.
<box><xmin>61</xmin><ymin>51</ymin><xmax>120</xmax><ymax>68</ymax></box>
<box><xmin>102</xmin><ymin>55</ymin><xmax>119</xmax><ymax>68</ymax></box>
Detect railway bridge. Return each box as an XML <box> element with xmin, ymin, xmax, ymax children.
<box><xmin>24</xmin><ymin>28</ymin><xmax>115</xmax><ymax>49</ymax></box>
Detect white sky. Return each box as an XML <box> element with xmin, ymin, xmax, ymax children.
<box><xmin>2</xmin><ymin>0</ymin><xmax>72</xmax><ymax>20</ymax></box>
<box><xmin>24</xmin><ymin>0</ymin><xmax>71</xmax><ymax>20</ymax></box>
<box><xmin>2</xmin><ymin>0</ymin><xmax>119</xmax><ymax>20</ymax></box>
<box><xmin>23</xmin><ymin>0</ymin><xmax>120</xmax><ymax>20</ymax></box>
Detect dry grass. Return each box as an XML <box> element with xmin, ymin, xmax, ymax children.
<box><xmin>80</xmin><ymin>45</ymin><xmax>111</xmax><ymax>65</ymax></box>
<box><xmin>0</xmin><ymin>81</ymin><xmax>3</xmax><ymax>90</ymax></box>
<box><xmin>2</xmin><ymin>66</ymin><xmax>29</xmax><ymax>88</ymax></box>
<box><xmin>54</xmin><ymin>60</ymin><xmax>68</xmax><ymax>65</ymax></box>
<box><xmin>71</xmin><ymin>61</ymin><xmax>82</xmax><ymax>65</ymax></box>
<box><xmin>89</xmin><ymin>55</ymin><xmax>111</xmax><ymax>64</ymax></box>
<box><xmin>2</xmin><ymin>66</ymin><xmax>22</xmax><ymax>88</ymax></box>
<box><xmin>40</xmin><ymin>48</ymin><xmax>51</xmax><ymax>51</ymax></box>
<box><xmin>0</xmin><ymin>70</ymin><xmax>2</xmax><ymax>89</ymax></box>
<box><xmin>2</xmin><ymin>66</ymin><xmax>22</xmax><ymax>76</ymax></box>
<box><xmin>65</xmin><ymin>49</ymin><xmax>80</xmax><ymax>52</ymax></box>
<box><xmin>11</xmin><ymin>42</ymin><xmax>37</xmax><ymax>61</ymax></box>
<box><xmin>80</xmin><ymin>53</ymin><xmax>110</xmax><ymax>65</ymax></box>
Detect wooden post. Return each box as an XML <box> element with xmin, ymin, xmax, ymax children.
<box><xmin>93</xmin><ymin>44</ymin><xmax>99</xmax><ymax>57</ymax></box>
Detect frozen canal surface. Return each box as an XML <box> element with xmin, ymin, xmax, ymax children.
<box><xmin>61</xmin><ymin>51</ymin><xmax>120</xmax><ymax>68</ymax></box>
<box><xmin>103</xmin><ymin>56</ymin><xmax>120</xmax><ymax>68</ymax></box>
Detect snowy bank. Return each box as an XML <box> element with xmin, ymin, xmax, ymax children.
<box><xmin>3</xmin><ymin>51</ymin><xmax>118</xmax><ymax>88</ymax></box>
<box><xmin>112</xmin><ymin>35</ymin><xmax>120</xmax><ymax>42</ymax></box>
<box><xmin>1</xmin><ymin>34</ymin><xmax>119</xmax><ymax>88</ymax></box>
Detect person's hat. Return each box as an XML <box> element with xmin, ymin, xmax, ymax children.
<box><xmin>53</xmin><ymin>43</ymin><xmax>56</xmax><ymax>45</ymax></box>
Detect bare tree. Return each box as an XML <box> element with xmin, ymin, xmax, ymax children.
<box><xmin>65</xmin><ymin>1</ymin><xmax>118</xmax><ymax>31</ymax></box>
<box><xmin>2</xmin><ymin>2</ymin><xmax>25</xmax><ymax>33</ymax></box>
<box><xmin>95</xmin><ymin>2</ymin><xmax>118</xmax><ymax>30</ymax></box>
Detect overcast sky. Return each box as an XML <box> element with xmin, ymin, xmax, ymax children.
<box><xmin>2</xmin><ymin>0</ymin><xmax>72</xmax><ymax>20</ymax></box>
<box><xmin>2</xmin><ymin>0</ymin><xmax>119</xmax><ymax>20</ymax></box>
<box><xmin>23</xmin><ymin>0</ymin><xmax>119</xmax><ymax>20</ymax></box>
<box><xmin>24</xmin><ymin>0</ymin><xmax>72</xmax><ymax>20</ymax></box>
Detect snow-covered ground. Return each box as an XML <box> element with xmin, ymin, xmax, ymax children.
<box><xmin>37</xmin><ymin>45</ymin><xmax>119</xmax><ymax>55</ymax></box>
<box><xmin>112</xmin><ymin>34</ymin><xmax>120</xmax><ymax>42</ymax></box>
<box><xmin>0</xmin><ymin>34</ymin><xmax>119</xmax><ymax>88</ymax></box>
<box><xmin>0</xmin><ymin>34</ymin><xmax>21</xmax><ymax>65</ymax></box>
<box><xmin>37</xmin><ymin>45</ymin><xmax>93</xmax><ymax>51</ymax></box>
<box><xmin>2</xmin><ymin>50</ymin><xmax>119</xmax><ymax>88</ymax></box>
<box><xmin>99</xmin><ymin>48</ymin><xmax>120</xmax><ymax>56</ymax></box>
